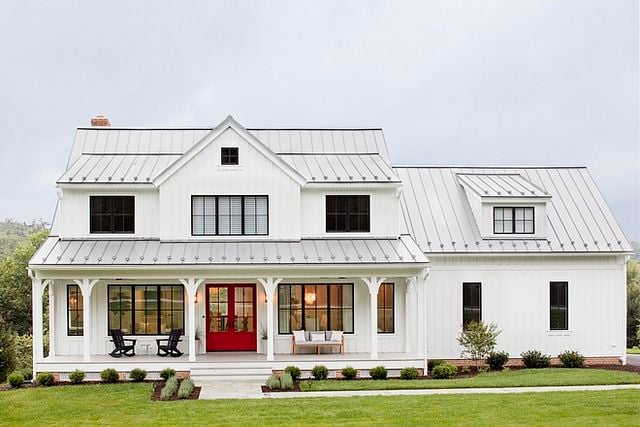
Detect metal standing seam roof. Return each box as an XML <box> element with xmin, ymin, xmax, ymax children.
<box><xmin>279</xmin><ymin>154</ymin><xmax>399</xmax><ymax>183</ymax></box>
<box><xmin>31</xmin><ymin>235</ymin><xmax>428</xmax><ymax>267</ymax></box>
<box><xmin>395</xmin><ymin>166</ymin><xmax>633</xmax><ymax>254</ymax></box>
<box><xmin>456</xmin><ymin>173</ymin><xmax>550</xmax><ymax>198</ymax></box>
<box><xmin>59</xmin><ymin>154</ymin><xmax>181</xmax><ymax>184</ymax></box>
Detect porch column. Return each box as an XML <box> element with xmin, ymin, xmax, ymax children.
<box><xmin>179</xmin><ymin>278</ymin><xmax>204</xmax><ymax>362</ymax></box>
<box><xmin>74</xmin><ymin>279</ymin><xmax>99</xmax><ymax>362</ymax></box>
<box><xmin>258</xmin><ymin>277</ymin><xmax>282</xmax><ymax>362</ymax></box>
<box><xmin>405</xmin><ymin>277</ymin><xmax>417</xmax><ymax>353</ymax></box>
<box><xmin>31</xmin><ymin>275</ymin><xmax>46</xmax><ymax>375</ymax></box>
<box><xmin>362</xmin><ymin>276</ymin><xmax>386</xmax><ymax>359</ymax></box>
<box><xmin>48</xmin><ymin>281</ymin><xmax>56</xmax><ymax>357</ymax></box>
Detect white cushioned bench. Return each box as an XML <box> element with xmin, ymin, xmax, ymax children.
<box><xmin>292</xmin><ymin>330</ymin><xmax>344</xmax><ymax>355</ymax></box>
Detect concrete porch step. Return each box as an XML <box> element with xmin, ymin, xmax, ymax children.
<box><xmin>190</xmin><ymin>366</ymin><xmax>273</xmax><ymax>381</ymax></box>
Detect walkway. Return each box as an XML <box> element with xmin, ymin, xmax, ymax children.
<box><xmin>198</xmin><ymin>382</ymin><xmax>640</xmax><ymax>400</ymax></box>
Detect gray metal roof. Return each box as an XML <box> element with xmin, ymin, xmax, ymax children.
<box><xmin>395</xmin><ymin>166</ymin><xmax>632</xmax><ymax>254</ymax></box>
<box><xmin>59</xmin><ymin>154</ymin><xmax>181</xmax><ymax>184</ymax></box>
<box><xmin>279</xmin><ymin>154</ymin><xmax>399</xmax><ymax>183</ymax></box>
<box><xmin>31</xmin><ymin>235</ymin><xmax>427</xmax><ymax>267</ymax></box>
<box><xmin>457</xmin><ymin>173</ymin><xmax>550</xmax><ymax>198</ymax></box>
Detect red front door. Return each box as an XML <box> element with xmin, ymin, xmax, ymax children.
<box><xmin>206</xmin><ymin>284</ymin><xmax>257</xmax><ymax>351</ymax></box>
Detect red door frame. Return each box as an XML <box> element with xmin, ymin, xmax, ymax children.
<box><xmin>206</xmin><ymin>284</ymin><xmax>257</xmax><ymax>351</ymax></box>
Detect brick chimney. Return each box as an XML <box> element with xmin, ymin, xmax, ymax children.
<box><xmin>90</xmin><ymin>115</ymin><xmax>111</xmax><ymax>127</ymax></box>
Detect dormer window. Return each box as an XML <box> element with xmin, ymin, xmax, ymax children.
<box><xmin>493</xmin><ymin>207</ymin><xmax>534</xmax><ymax>234</ymax></box>
<box><xmin>326</xmin><ymin>195</ymin><xmax>370</xmax><ymax>233</ymax></box>
<box><xmin>221</xmin><ymin>147</ymin><xmax>239</xmax><ymax>165</ymax></box>
<box><xmin>89</xmin><ymin>196</ymin><xmax>135</xmax><ymax>234</ymax></box>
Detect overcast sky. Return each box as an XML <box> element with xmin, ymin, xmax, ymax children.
<box><xmin>0</xmin><ymin>1</ymin><xmax>638</xmax><ymax>240</ymax></box>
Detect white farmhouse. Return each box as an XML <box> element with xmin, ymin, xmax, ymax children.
<box><xmin>28</xmin><ymin>115</ymin><xmax>632</xmax><ymax>379</ymax></box>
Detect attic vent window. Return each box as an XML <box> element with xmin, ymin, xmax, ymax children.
<box><xmin>221</xmin><ymin>147</ymin><xmax>239</xmax><ymax>165</ymax></box>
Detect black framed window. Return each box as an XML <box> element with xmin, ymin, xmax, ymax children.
<box><xmin>278</xmin><ymin>284</ymin><xmax>354</xmax><ymax>334</ymax></box>
<box><xmin>326</xmin><ymin>195</ymin><xmax>370</xmax><ymax>232</ymax></box>
<box><xmin>493</xmin><ymin>207</ymin><xmax>534</xmax><ymax>234</ymax></box>
<box><xmin>550</xmin><ymin>282</ymin><xmax>568</xmax><ymax>330</ymax></box>
<box><xmin>67</xmin><ymin>285</ymin><xmax>83</xmax><ymax>336</ymax></box>
<box><xmin>191</xmin><ymin>195</ymin><xmax>268</xmax><ymax>236</ymax></box>
<box><xmin>108</xmin><ymin>285</ymin><xmax>184</xmax><ymax>335</ymax></box>
<box><xmin>89</xmin><ymin>195</ymin><xmax>135</xmax><ymax>234</ymax></box>
<box><xmin>221</xmin><ymin>147</ymin><xmax>239</xmax><ymax>165</ymax></box>
<box><xmin>377</xmin><ymin>283</ymin><xmax>394</xmax><ymax>333</ymax></box>
<box><xmin>463</xmin><ymin>282</ymin><xmax>482</xmax><ymax>326</ymax></box>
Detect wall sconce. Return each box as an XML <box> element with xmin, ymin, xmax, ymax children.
<box><xmin>194</xmin><ymin>292</ymin><xmax>199</xmax><ymax>304</ymax></box>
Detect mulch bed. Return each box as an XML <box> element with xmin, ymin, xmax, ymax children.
<box><xmin>261</xmin><ymin>383</ymin><xmax>302</xmax><ymax>393</ymax></box>
<box><xmin>151</xmin><ymin>381</ymin><xmax>201</xmax><ymax>401</ymax></box>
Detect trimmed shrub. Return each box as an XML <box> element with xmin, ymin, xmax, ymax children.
<box><xmin>265</xmin><ymin>374</ymin><xmax>281</xmax><ymax>390</ymax></box>
<box><xmin>284</xmin><ymin>365</ymin><xmax>301</xmax><ymax>381</ymax></box>
<box><xmin>431</xmin><ymin>363</ymin><xmax>458</xmax><ymax>379</ymax></box>
<box><xmin>160</xmin><ymin>376</ymin><xmax>179</xmax><ymax>400</ymax></box>
<box><xmin>100</xmin><ymin>368</ymin><xmax>119</xmax><ymax>384</ymax></box>
<box><xmin>69</xmin><ymin>369</ymin><xmax>86</xmax><ymax>384</ymax></box>
<box><xmin>427</xmin><ymin>359</ymin><xmax>445</xmax><ymax>372</ymax></box>
<box><xmin>369</xmin><ymin>366</ymin><xmax>388</xmax><ymax>380</ymax></box>
<box><xmin>311</xmin><ymin>365</ymin><xmax>329</xmax><ymax>380</ymax></box>
<box><xmin>486</xmin><ymin>351</ymin><xmax>510</xmax><ymax>370</ymax></box>
<box><xmin>20</xmin><ymin>369</ymin><xmax>33</xmax><ymax>381</ymax></box>
<box><xmin>36</xmin><ymin>371</ymin><xmax>55</xmax><ymax>386</ymax></box>
<box><xmin>160</xmin><ymin>368</ymin><xmax>176</xmax><ymax>381</ymax></box>
<box><xmin>280</xmin><ymin>372</ymin><xmax>294</xmax><ymax>390</ymax></box>
<box><xmin>558</xmin><ymin>350</ymin><xmax>585</xmax><ymax>368</ymax></box>
<box><xmin>129</xmin><ymin>368</ymin><xmax>147</xmax><ymax>382</ymax></box>
<box><xmin>400</xmin><ymin>367</ymin><xmax>420</xmax><ymax>380</ymax></box>
<box><xmin>341</xmin><ymin>366</ymin><xmax>357</xmax><ymax>380</ymax></box>
<box><xmin>177</xmin><ymin>378</ymin><xmax>195</xmax><ymax>399</ymax></box>
<box><xmin>8</xmin><ymin>371</ymin><xmax>24</xmax><ymax>388</ymax></box>
<box><xmin>521</xmin><ymin>350</ymin><xmax>551</xmax><ymax>369</ymax></box>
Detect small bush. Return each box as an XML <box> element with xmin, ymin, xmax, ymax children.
<box><xmin>280</xmin><ymin>372</ymin><xmax>294</xmax><ymax>390</ymax></box>
<box><xmin>284</xmin><ymin>366</ymin><xmax>301</xmax><ymax>381</ymax></box>
<box><xmin>265</xmin><ymin>374</ymin><xmax>281</xmax><ymax>390</ymax></box>
<box><xmin>521</xmin><ymin>350</ymin><xmax>551</xmax><ymax>368</ymax></box>
<box><xmin>341</xmin><ymin>366</ymin><xmax>357</xmax><ymax>380</ymax></box>
<box><xmin>460</xmin><ymin>366</ymin><xmax>471</xmax><ymax>375</ymax></box>
<box><xmin>427</xmin><ymin>359</ymin><xmax>445</xmax><ymax>371</ymax></box>
<box><xmin>36</xmin><ymin>372</ymin><xmax>55</xmax><ymax>386</ymax></box>
<box><xmin>129</xmin><ymin>368</ymin><xmax>147</xmax><ymax>382</ymax></box>
<box><xmin>100</xmin><ymin>368</ymin><xmax>119</xmax><ymax>384</ymax></box>
<box><xmin>431</xmin><ymin>363</ymin><xmax>458</xmax><ymax>379</ymax></box>
<box><xmin>69</xmin><ymin>369</ymin><xmax>85</xmax><ymax>384</ymax></box>
<box><xmin>7</xmin><ymin>371</ymin><xmax>24</xmax><ymax>388</ymax></box>
<box><xmin>160</xmin><ymin>368</ymin><xmax>176</xmax><ymax>381</ymax></box>
<box><xmin>369</xmin><ymin>366</ymin><xmax>388</xmax><ymax>380</ymax></box>
<box><xmin>160</xmin><ymin>376</ymin><xmax>178</xmax><ymax>400</ymax></box>
<box><xmin>400</xmin><ymin>367</ymin><xmax>420</xmax><ymax>380</ymax></box>
<box><xmin>558</xmin><ymin>350</ymin><xmax>585</xmax><ymax>368</ymax></box>
<box><xmin>311</xmin><ymin>365</ymin><xmax>329</xmax><ymax>380</ymax></box>
<box><xmin>486</xmin><ymin>351</ymin><xmax>510</xmax><ymax>370</ymax></box>
<box><xmin>177</xmin><ymin>377</ymin><xmax>195</xmax><ymax>399</ymax></box>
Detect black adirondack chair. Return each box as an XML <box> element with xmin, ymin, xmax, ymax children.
<box><xmin>156</xmin><ymin>329</ymin><xmax>183</xmax><ymax>357</ymax></box>
<box><xmin>109</xmin><ymin>329</ymin><xmax>137</xmax><ymax>357</ymax></box>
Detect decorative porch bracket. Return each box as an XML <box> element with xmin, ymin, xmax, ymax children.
<box><xmin>73</xmin><ymin>279</ymin><xmax>99</xmax><ymax>362</ymax></box>
<box><xmin>257</xmin><ymin>277</ymin><xmax>282</xmax><ymax>361</ymax></box>
<box><xmin>362</xmin><ymin>276</ymin><xmax>386</xmax><ymax>359</ymax></box>
<box><xmin>31</xmin><ymin>276</ymin><xmax>52</xmax><ymax>375</ymax></box>
<box><xmin>179</xmin><ymin>278</ymin><xmax>205</xmax><ymax>362</ymax></box>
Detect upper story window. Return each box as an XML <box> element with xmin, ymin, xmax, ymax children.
<box><xmin>326</xmin><ymin>195</ymin><xmax>370</xmax><ymax>233</ymax></box>
<box><xmin>89</xmin><ymin>196</ymin><xmax>135</xmax><ymax>234</ymax></box>
<box><xmin>221</xmin><ymin>147</ymin><xmax>239</xmax><ymax>165</ymax></box>
<box><xmin>493</xmin><ymin>207</ymin><xmax>534</xmax><ymax>234</ymax></box>
<box><xmin>191</xmin><ymin>195</ymin><xmax>268</xmax><ymax>236</ymax></box>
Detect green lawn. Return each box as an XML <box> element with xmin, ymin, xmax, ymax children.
<box><xmin>0</xmin><ymin>383</ymin><xmax>639</xmax><ymax>426</ymax></box>
<box><xmin>627</xmin><ymin>347</ymin><xmax>640</xmax><ymax>354</ymax></box>
<box><xmin>302</xmin><ymin>368</ymin><xmax>640</xmax><ymax>391</ymax></box>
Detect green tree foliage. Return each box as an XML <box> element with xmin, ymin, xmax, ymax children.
<box><xmin>0</xmin><ymin>229</ymin><xmax>49</xmax><ymax>335</ymax></box>
<box><xmin>627</xmin><ymin>260</ymin><xmax>640</xmax><ymax>348</ymax></box>
<box><xmin>457</xmin><ymin>321</ymin><xmax>501</xmax><ymax>368</ymax></box>
<box><xmin>0</xmin><ymin>314</ymin><xmax>17</xmax><ymax>382</ymax></box>
<box><xmin>0</xmin><ymin>220</ymin><xmax>47</xmax><ymax>260</ymax></box>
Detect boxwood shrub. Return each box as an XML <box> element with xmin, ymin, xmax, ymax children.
<box><xmin>69</xmin><ymin>369</ymin><xmax>85</xmax><ymax>384</ymax></box>
<box><xmin>400</xmin><ymin>367</ymin><xmax>420</xmax><ymax>380</ymax></box>
<box><xmin>160</xmin><ymin>368</ymin><xmax>176</xmax><ymax>381</ymax></box>
<box><xmin>129</xmin><ymin>368</ymin><xmax>147</xmax><ymax>382</ymax></box>
<box><xmin>311</xmin><ymin>365</ymin><xmax>329</xmax><ymax>380</ymax></box>
<box><xmin>427</xmin><ymin>359</ymin><xmax>445</xmax><ymax>372</ymax></box>
<box><xmin>431</xmin><ymin>363</ymin><xmax>458</xmax><ymax>379</ymax></box>
<box><xmin>486</xmin><ymin>351</ymin><xmax>509</xmax><ymax>370</ymax></box>
<box><xmin>341</xmin><ymin>366</ymin><xmax>357</xmax><ymax>380</ymax></box>
<box><xmin>521</xmin><ymin>350</ymin><xmax>551</xmax><ymax>368</ymax></box>
<box><xmin>284</xmin><ymin>365</ymin><xmax>301</xmax><ymax>381</ymax></box>
<box><xmin>35</xmin><ymin>372</ymin><xmax>55</xmax><ymax>386</ymax></box>
<box><xmin>100</xmin><ymin>368</ymin><xmax>119</xmax><ymax>384</ymax></box>
<box><xmin>558</xmin><ymin>350</ymin><xmax>585</xmax><ymax>368</ymax></box>
<box><xmin>8</xmin><ymin>371</ymin><xmax>24</xmax><ymax>388</ymax></box>
<box><xmin>369</xmin><ymin>366</ymin><xmax>388</xmax><ymax>380</ymax></box>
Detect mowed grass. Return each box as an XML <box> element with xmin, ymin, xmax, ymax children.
<box><xmin>1</xmin><ymin>383</ymin><xmax>640</xmax><ymax>426</ymax></box>
<box><xmin>627</xmin><ymin>347</ymin><xmax>640</xmax><ymax>354</ymax></box>
<box><xmin>302</xmin><ymin>368</ymin><xmax>640</xmax><ymax>391</ymax></box>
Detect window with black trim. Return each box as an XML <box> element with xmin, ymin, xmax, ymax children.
<box><xmin>463</xmin><ymin>282</ymin><xmax>481</xmax><ymax>326</ymax></box>
<box><xmin>278</xmin><ymin>284</ymin><xmax>354</xmax><ymax>334</ymax></box>
<box><xmin>326</xmin><ymin>195</ymin><xmax>370</xmax><ymax>232</ymax></box>
<box><xmin>67</xmin><ymin>284</ymin><xmax>83</xmax><ymax>336</ymax></box>
<box><xmin>493</xmin><ymin>207</ymin><xmax>534</xmax><ymax>234</ymax></box>
<box><xmin>377</xmin><ymin>283</ymin><xmax>394</xmax><ymax>333</ymax></box>
<box><xmin>221</xmin><ymin>147</ymin><xmax>239</xmax><ymax>165</ymax></box>
<box><xmin>90</xmin><ymin>196</ymin><xmax>135</xmax><ymax>234</ymax></box>
<box><xmin>108</xmin><ymin>285</ymin><xmax>184</xmax><ymax>335</ymax></box>
<box><xmin>191</xmin><ymin>195</ymin><xmax>268</xmax><ymax>236</ymax></box>
<box><xmin>550</xmin><ymin>281</ymin><xmax>568</xmax><ymax>330</ymax></box>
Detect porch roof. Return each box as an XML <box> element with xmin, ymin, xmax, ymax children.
<box><xmin>30</xmin><ymin>235</ymin><xmax>428</xmax><ymax>267</ymax></box>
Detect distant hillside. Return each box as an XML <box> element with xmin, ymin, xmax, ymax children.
<box><xmin>0</xmin><ymin>219</ymin><xmax>48</xmax><ymax>260</ymax></box>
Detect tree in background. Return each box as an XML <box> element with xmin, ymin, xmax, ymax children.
<box><xmin>0</xmin><ymin>314</ymin><xmax>16</xmax><ymax>383</ymax></box>
<box><xmin>628</xmin><ymin>260</ymin><xmax>640</xmax><ymax>348</ymax></box>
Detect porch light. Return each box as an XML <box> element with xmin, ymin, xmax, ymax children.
<box><xmin>194</xmin><ymin>292</ymin><xmax>199</xmax><ymax>304</ymax></box>
<box><xmin>304</xmin><ymin>292</ymin><xmax>316</xmax><ymax>305</ymax></box>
